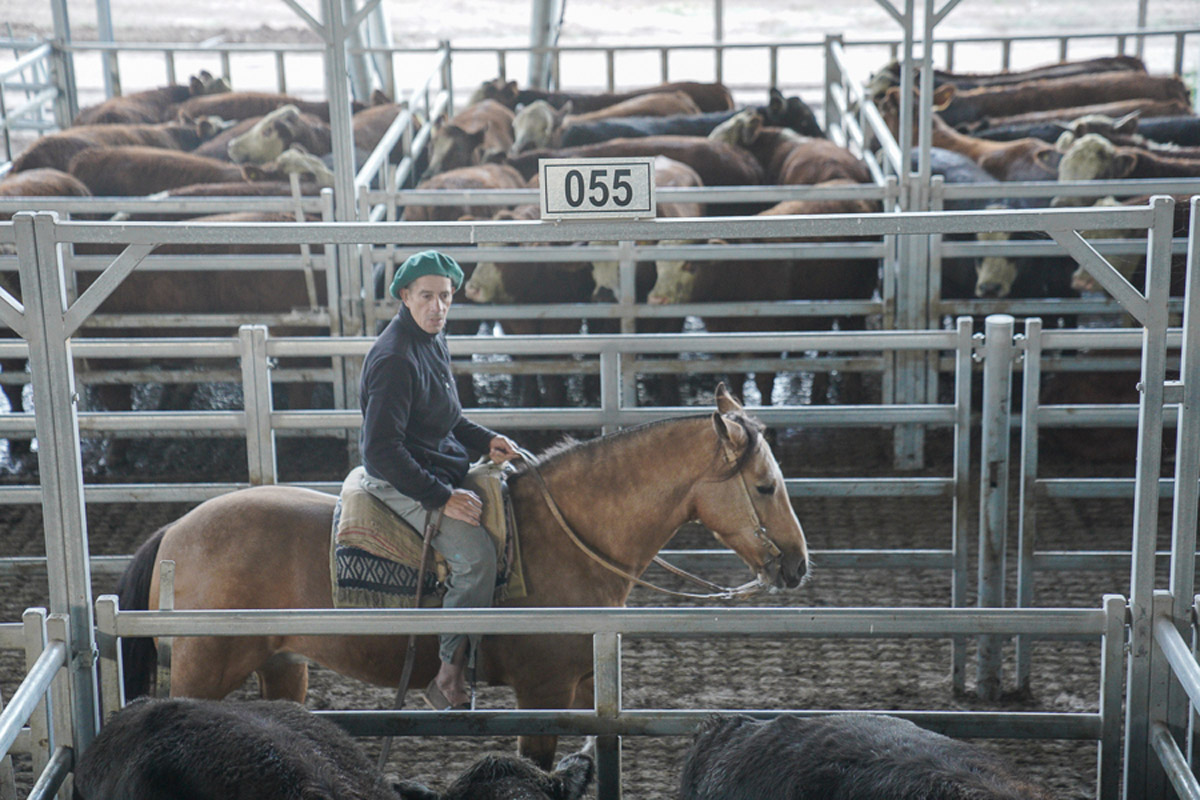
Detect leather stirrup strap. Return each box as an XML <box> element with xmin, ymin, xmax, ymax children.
<box><xmin>378</xmin><ymin>507</ymin><xmax>442</xmax><ymax>769</ymax></box>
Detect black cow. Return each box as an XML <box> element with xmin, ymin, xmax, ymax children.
<box><xmin>73</xmin><ymin>697</ymin><xmax>400</xmax><ymax>800</ymax></box>
<box><xmin>679</xmin><ymin>714</ymin><xmax>1053</xmax><ymax>800</ymax></box>
<box><xmin>560</xmin><ymin>89</ymin><xmax>823</xmax><ymax>146</ymax></box>
<box><xmin>395</xmin><ymin>746</ymin><xmax>594</xmax><ymax>800</ymax></box>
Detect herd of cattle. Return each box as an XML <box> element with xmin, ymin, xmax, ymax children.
<box><xmin>0</xmin><ymin>53</ymin><xmax>1198</xmax><ymax>413</ymax></box>
<box><xmin>71</xmin><ymin>696</ymin><xmax>1053</xmax><ymax>799</ymax></box>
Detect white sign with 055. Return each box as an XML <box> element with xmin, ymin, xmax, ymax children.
<box><xmin>538</xmin><ymin>157</ymin><xmax>656</xmax><ymax>220</ymax></box>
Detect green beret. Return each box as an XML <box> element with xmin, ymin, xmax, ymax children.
<box><xmin>389</xmin><ymin>250</ymin><xmax>465</xmax><ymax>298</ymax></box>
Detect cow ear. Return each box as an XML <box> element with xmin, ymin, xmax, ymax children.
<box><xmin>1054</xmin><ymin>131</ymin><xmax>1076</xmax><ymax>153</ymax></box>
<box><xmin>931</xmin><ymin>83</ymin><xmax>955</xmax><ymax>111</ymax></box>
<box><xmin>767</xmin><ymin>88</ymin><xmax>783</xmax><ymax>114</ymax></box>
<box><xmin>1033</xmin><ymin>147</ymin><xmax>1061</xmax><ymax>175</ymax></box>
<box><xmin>740</xmin><ymin>114</ymin><xmax>762</xmax><ymax>147</ymax></box>
<box><xmin>1112</xmin><ymin>151</ymin><xmax>1138</xmax><ymax>178</ymax></box>
<box><xmin>558</xmin><ymin>100</ymin><xmax>573</xmax><ymax>119</ymax></box>
<box><xmin>189</xmin><ymin>74</ymin><xmax>205</xmax><ymax>95</ymax></box>
<box><xmin>1112</xmin><ymin>110</ymin><xmax>1141</xmax><ymax>135</ymax></box>
<box><xmin>370</xmin><ymin>89</ymin><xmax>391</xmax><ymax>106</ymax></box>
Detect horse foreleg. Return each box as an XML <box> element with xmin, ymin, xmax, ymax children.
<box><xmin>255</xmin><ymin>652</ymin><xmax>310</xmax><ymax>701</ymax></box>
<box><xmin>514</xmin><ymin>679</ymin><xmax>587</xmax><ymax>771</ymax></box>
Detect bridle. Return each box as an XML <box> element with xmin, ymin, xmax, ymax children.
<box><xmin>513</xmin><ymin>438</ymin><xmax>780</xmax><ymax>601</ymax></box>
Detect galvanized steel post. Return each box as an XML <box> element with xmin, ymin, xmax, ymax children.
<box><xmin>1123</xmin><ymin>196</ymin><xmax>1175</xmax><ymax>799</ymax></box>
<box><xmin>14</xmin><ymin>212</ymin><xmax>99</xmax><ymax>754</ymax></box>
<box><xmin>976</xmin><ymin>313</ymin><xmax>1014</xmax><ymax>701</ymax></box>
<box><xmin>594</xmin><ymin>632</ymin><xmax>621</xmax><ymax>800</ymax></box>
<box><xmin>1015</xmin><ymin>317</ymin><xmax>1042</xmax><ymax>693</ymax></box>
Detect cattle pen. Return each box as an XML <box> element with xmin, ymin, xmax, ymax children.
<box><xmin>2</xmin><ymin>0</ymin><xmax>1200</xmax><ymax>798</ymax></box>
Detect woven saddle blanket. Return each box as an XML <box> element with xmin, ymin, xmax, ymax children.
<box><xmin>331</xmin><ymin>462</ymin><xmax>527</xmax><ymax>609</ymax></box>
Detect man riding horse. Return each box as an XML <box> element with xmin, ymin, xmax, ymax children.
<box><xmin>357</xmin><ymin>250</ymin><xmax>520</xmax><ymax>710</ymax></box>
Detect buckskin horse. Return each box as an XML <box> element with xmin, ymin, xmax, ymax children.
<box><xmin>116</xmin><ymin>385</ymin><xmax>809</xmax><ymax>767</ymax></box>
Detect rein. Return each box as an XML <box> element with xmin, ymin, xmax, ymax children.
<box><xmin>513</xmin><ymin>445</ymin><xmax>768</xmax><ymax>601</ymax></box>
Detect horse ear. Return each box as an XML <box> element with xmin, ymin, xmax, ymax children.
<box><xmin>712</xmin><ymin>410</ymin><xmax>748</xmax><ymax>448</ymax></box>
<box><xmin>715</xmin><ymin>382</ymin><xmax>742</xmax><ymax>414</ymax></box>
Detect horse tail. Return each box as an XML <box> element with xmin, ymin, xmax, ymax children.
<box><xmin>115</xmin><ymin>525</ymin><xmax>168</xmax><ymax>699</ymax></box>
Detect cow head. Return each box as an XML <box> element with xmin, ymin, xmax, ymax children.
<box><xmin>393</xmin><ymin>745</ymin><xmax>595</xmax><ymax>800</ymax></box>
<box><xmin>974</xmin><ymin>230</ymin><xmax>1019</xmax><ymax>299</ymax></box>
<box><xmin>190</xmin><ymin>114</ymin><xmax>235</xmax><ymax>143</ymax></box>
<box><xmin>227</xmin><ymin>104</ymin><xmax>305</xmax><ymax>164</ymax></box>
<box><xmin>421</xmin><ymin>121</ymin><xmax>488</xmax><ymax>182</ymax></box>
<box><xmin>764</xmin><ymin>88</ymin><xmax>824</xmax><ymax>138</ymax></box>
<box><xmin>241</xmin><ymin>144</ymin><xmax>335</xmax><ymax>188</ymax></box>
<box><xmin>1050</xmin><ymin>134</ymin><xmax>1136</xmax><ymax>207</ymax></box>
<box><xmin>511</xmin><ymin>100</ymin><xmax>571</xmax><ymax>155</ymax></box>
<box><xmin>188</xmin><ymin>70</ymin><xmax>231</xmax><ymax>97</ymax></box>
<box><xmin>709</xmin><ymin>108</ymin><xmax>762</xmax><ymax>147</ymax></box>
<box><xmin>876</xmin><ymin>84</ymin><xmax>955</xmax><ymax>140</ymax></box>
<box><xmin>468</xmin><ymin>77</ymin><xmax>520</xmax><ymax>109</ymax></box>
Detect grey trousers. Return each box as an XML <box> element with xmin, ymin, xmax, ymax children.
<box><xmin>358</xmin><ymin>470</ymin><xmax>498</xmax><ymax>664</ymax></box>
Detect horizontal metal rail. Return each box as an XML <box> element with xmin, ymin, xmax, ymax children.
<box><xmin>1151</xmin><ymin>721</ymin><xmax>1200</xmax><ymax>800</ymax></box>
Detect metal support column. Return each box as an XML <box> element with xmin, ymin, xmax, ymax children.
<box><xmin>13</xmin><ymin>212</ymin><xmax>99</xmax><ymax>754</ymax></box>
<box><xmin>528</xmin><ymin>0</ymin><xmax>558</xmax><ymax>90</ymax></box>
<box><xmin>594</xmin><ymin>632</ymin><xmax>621</xmax><ymax>800</ymax></box>
<box><xmin>1015</xmin><ymin>317</ymin><xmax>1042</xmax><ymax>692</ymax></box>
<box><xmin>1123</xmin><ymin>195</ymin><xmax>1176</xmax><ymax>799</ymax></box>
<box><xmin>976</xmin><ymin>313</ymin><xmax>1015</xmax><ymax>701</ymax></box>
<box><xmin>47</xmin><ymin>0</ymin><xmax>78</xmax><ymax>124</ymax></box>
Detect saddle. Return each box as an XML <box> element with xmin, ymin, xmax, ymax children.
<box><xmin>330</xmin><ymin>460</ymin><xmax>527</xmax><ymax>609</ymax></box>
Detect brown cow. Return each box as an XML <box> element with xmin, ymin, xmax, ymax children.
<box><xmin>73</xmin><ymin>70</ymin><xmax>229</xmax><ymax>125</ymax></box>
<box><xmin>468</xmin><ymin>77</ymin><xmax>735</xmax><ymax>113</ymax></box>
<box><xmin>503</xmin><ymin>135</ymin><xmax>763</xmax><ymax>216</ymax></box>
<box><xmin>226</xmin><ymin>105</ymin><xmax>332</xmax><ymax>163</ymax></box>
<box><xmin>400</xmin><ymin>162</ymin><xmax>528</xmax><ymax>223</ymax></box>
<box><xmin>964</xmin><ymin>97</ymin><xmax>1193</xmax><ymax>133</ymax></box>
<box><xmin>66</xmin><ymin>144</ymin><xmax>333</xmax><ymax>196</ymax></box>
<box><xmin>709</xmin><ymin>109</ymin><xmax>871</xmax><ymax>185</ymax></box>
<box><xmin>934</xmin><ymin>72</ymin><xmax>1192</xmax><ymax>128</ymax></box>
<box><xmin>0</xmin><ymin>167</ymin><xmax>91</xmax><ymax>203</ymax></box>
<box><xmin>173</xmin><ymin>91</ymin><xmax>360</xmax><ymax>124</ymax></box>
<box><xmin>510</xmin><ymin>91</ymin><xmax>703</xmax><ymax>153</ymax></box>
<box><xmin>419</xmin><ymin>100</ymin><xmax>516</xmax><ymax>180</ymax></box>
<box><xmin>865</xmin><ymin>54</ymin><xmax>1146</xmax><ymax>99</ymax></box>
<box><xmin>878</xmin><ymin>85</ymin><xmax>1061</xmax><ymax>182</ymax></box>
<box><xmin>649</xmin><ymin>181</ymin><xmax>881</xmax><ymax>404</ymax></box>
<box><xmin>1051</xmin><ymin>132</ymin><xmax>1200</xmax><ymax>194</ymax></box>
<box><xmin>11</xmin><ymin>119</ymin><xmax>216</xmax><ymax>173</ymax></box>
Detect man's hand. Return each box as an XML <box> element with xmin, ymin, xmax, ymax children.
<box><xmin>442</xmin><ymin>488</ymin><xmax>483</xmax><ymax>526</ymax></box>
<box><xmin>488</xmin><ymin>434</ymin><xmax>520</xmax><ymax>463</ymax></box>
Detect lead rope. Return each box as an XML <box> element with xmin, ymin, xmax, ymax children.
<box><xmin>377</xmin><ymin>507</ymin><xmax>442</xmax><ymax>771</ymax></box>
<box><xmin>512</xmin><ymin>446</ymin><xmax>765</xmax><ymax>601</ymax></box>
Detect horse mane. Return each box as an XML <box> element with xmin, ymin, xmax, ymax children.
<box><xmin>511</xmin><ymin>410</ymin><xmax>764</xmax><ymax>481</ymax></box>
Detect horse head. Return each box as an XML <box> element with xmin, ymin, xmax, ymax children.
<box><xmin>693</xmin><ymin>384</ymin><xmax>809</xmax><ymax>590</ymax></box>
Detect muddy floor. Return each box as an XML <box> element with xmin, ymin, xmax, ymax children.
<box><xmin>0</xmin><ymin>365</ymin><xmax>1174</xmax><ymax>799</ymax></box>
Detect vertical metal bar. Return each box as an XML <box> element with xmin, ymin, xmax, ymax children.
<box><xmin>1097</xmin><ymin>594</ymin><xmax>1127</xmax><ymax>800</ymax></box>
<box><xmin>769</xmin><ymin>45</ymin><xmax>778</xmax><ymax>93</ymax></box>
<box><xmin>276</xmin><ymin>51</ymin><xmax>288</xmax><ymax>94</ymax></box>
<box><xmin>617</xmin><ymin>241</ymin><xmax>637</xmax><ymax>410</ymax></box>
<box><xmin>1000</xmin><ymin>39</ymin><xmax>1012</xmax><ymax>70</ymax></box>
<box><xmin>977</xmin><ymin>313</ymin><xmax>1015</xmax><ymax>701</ymax></box>
<box><xmin>712</xmin><ymin>0</ymin><xmax>723</xmax><ymax>44</ymax></box>
<box><xmin>593</xmin><ymin>632</ymin><xmax>622</xmax><ymax>800</ymax></box>
<box><xmin>713</xmin><ymin>45</ymin><xmax>722</xmax><ymax>87</ymax></box>
<box><xmin>162</xmin><ymin>50</ymin><xmax>176</xmax><ymax>88</ymax></box>
<box><xmin>1174</xmin><ymin>34</ymin><xmax>1185</xmax><ymax>83</ymax></box>
<box><xmin>1165</xmin><ymin>196</ymin><xmax>1200</xmax><ymax>782</ymax></box>
<box><xmin>823</xmin><ymin>37</ymin><xmax>840</xmax><ymax>139</ymax></box>
<box><xmin>605</xmin><ymin>51</ymin><xmax>615</xmax><ymax>92</ymax></box>
<box><xmin>15</xmin><ymin>212</ymin><xmax>99</xmax><ymax>755</ymax></box>
<box><xmin>1149</xmin><ymin>591</ymin><xmax>1179</xmax><ymax>798</ymax></box>
<box><xmin>944</xmin><ymin>41</ymin><xmax>954</xmax><ymax>72</ymax></box>
<box><xmin>1015</xmin><ymin>317</ymin><xmax>1042</xmax><ymax>692</ymax></box>
<box><xmin>156</xmin><ymin>560</ymin><xmax>175</xmax><ymax>698</ymax></box>
<box><xmin>42</xmin><ymin>614</ymin><xmax>72</xmax><ymax>772</ymax></box>
<box><xmin>950</xmin><ymin>316</ymin><xmax>973</xmax><ymax>693</ymax></box>
<box><xmin>1124</xmin><ymin>195</ymin><xmax>1175</xmax><ymax>799</ymax></box>
<box><xmin>239</xmin><ymin>325</ymin><xmax>277</xmax><ymax>486</ymax></box>
<box><xmin>600</xmin><ymin>346</ymin><xmax>620</xmax><ymax>434</ymax></box>
<box><xmin>1058</xmin><ymin>37</ymin><xmax>1068</xmax><ymax>62</ymax></box>
<box><xmin>659</xmin><ymin>48</ymin><xmax>669</xmax><ymax>83</ymax></box>
<box><xmin>1136</xmin><ymin>0</ymin><xmax>1150</xmax><ymax>59</ymax></box>
<box><xmin>94</xmin><ymin>596</ymin><xmax>122</xmax><ymax>719</ymax></box>
<box><xmin>21</xmin><ymin>609</ymin><xmax>48</xmax><ymax>785</ymax></box>
<box><xmin>1117</xmin><ymin>35</ymin><xmax>1127</xmax><ymax>56</ymax></box>
<box><xmin>1171</xmin><ymin>197</ymin><xmax>1200</xmax><ymax>631</ymax></box>
<box><xmin>47</xmin><ymin>0</ymin><xmax>77</xmax><ymax>124</ymax></box>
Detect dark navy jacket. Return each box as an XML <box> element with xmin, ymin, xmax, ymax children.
<box><xmin>359</xmin><ymin>306</ymin><xmax>496</xmax><ymax>509</ymax></box>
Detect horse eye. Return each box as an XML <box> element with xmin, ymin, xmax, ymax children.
<box><xmin>756</xmin><ymin>484</ymin><xmax>774</xmax><ymax>495</ymax></box>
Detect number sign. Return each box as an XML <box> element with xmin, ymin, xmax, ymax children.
<box><xmin>539</xmin><ymin>157</ymin><xmax>656</xmax><ymax>220</ymax></box>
